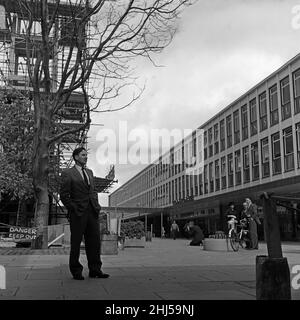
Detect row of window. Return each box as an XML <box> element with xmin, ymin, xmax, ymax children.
<box><xmin>113</xmin><ymin>124</ymin><xmax>300</xmax><ymax>208</ymax></box>
<box><xmin>176</xmin><ymin>125</ymin><xmax>298</xmax><ymax>199</ymax></box>
<box><xmin>119</xmin><ymin>67</ymin><xmax>300</xmax><ymax>195</ymax></box>
<box><xmin>203</xmin><ymin>69</ymin><xmax>300</xmax><ymax>160</ymax></box>
<box><xmin>116</xmin><ymin>144</ymin><xmax>196</xmax><ymax>201</ymax></box>
<box><xmin>111</xmin><ymin>68</ymin><xmax>300</xmax><ymax>206</ymax></box>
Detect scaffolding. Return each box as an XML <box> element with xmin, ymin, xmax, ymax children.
<box><xmin>0</xmin><ymin>1</ymin><xmax>116</xmax><ymax>225</ymax></box>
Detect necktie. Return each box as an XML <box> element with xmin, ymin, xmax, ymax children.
<box><xmin>81</xmin><ymin>167</ymin><xmax>89</xmax><ymax>185</ymax></box>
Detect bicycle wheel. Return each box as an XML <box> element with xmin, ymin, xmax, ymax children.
<box><xmin>240</xmin><ymin>231</ymin><xmax>250</xmax><ymax>249</ymax></box>
<box><xmin>229</xmin><ymin>230</ymin><xmax>239</xmax><ymax>251</ymax></box>
<box><xmin>239</xmin><ymin>238</ymin><xmax>247</xmax><ymax>249</ymax></box>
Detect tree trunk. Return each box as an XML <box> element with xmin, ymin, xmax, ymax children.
<box><xmin>16</xmin><ymin>198</ymin><xmax>21</xmax><ymax>226</ymax></box>
<box><xmin>31</xmin><ymin>103</ymin><xmax>51</xmax><ymax>249</ymax></box>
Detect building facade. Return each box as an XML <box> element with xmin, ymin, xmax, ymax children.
<box><xmin>109</xmin><ymin>53</ymin><xmax>300</xmax><ymax>241</ymax></box>
<box><xmin>0</xmin><ymin>0</ymin><xmax>89</xmax><ymax>165</ymax></box>
<box><xmin>0</xmin><ymin>1</ymin><xmax>88</xmax><ymax>226</ymax></box>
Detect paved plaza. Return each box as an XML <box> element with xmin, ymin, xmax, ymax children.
<box><xmin>0</xmin><ymin>238</ymin><xmax>299</xmax><ymax>300</ymax></box>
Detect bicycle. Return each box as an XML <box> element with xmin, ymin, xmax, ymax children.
<box><xmin>228</xmin><ymin>218</ymin><xmax>249</xmax><ymax>252</ymax></box>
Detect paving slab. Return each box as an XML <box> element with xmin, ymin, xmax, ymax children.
<box><xmin>0</xmin><ymin>238</ymin><xmax>299</xmax><ymax>300</ymax></box>
<box><xmin>155</xmin><ymin>289</ymin><xmax>255</xmax><ymax>300</ymax></box>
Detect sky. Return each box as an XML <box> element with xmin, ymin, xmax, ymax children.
<box><xmin>85</xmin><ymin>0</ymin><xmax>300</xmax><ymax>206</ymax></box>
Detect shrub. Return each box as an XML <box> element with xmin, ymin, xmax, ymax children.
<box><xmin>120</xmin><ymin>220</ymin><xmax>145</xmax><ymax>239</ymax></box>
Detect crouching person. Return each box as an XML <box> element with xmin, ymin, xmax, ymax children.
<box><xmin>185</xmin><ymin>220</ymin><xmax>204</xmax><ymax>246</ymax></box>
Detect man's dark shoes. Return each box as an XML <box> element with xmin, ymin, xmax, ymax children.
<box><xmin>73</xmin><ymin>274</ymin><xmax>84</xmax><ymax>280</ymax></box>
<box><xmin>89</xmin><ymin>271</ymin><xmax>110</xmax><ymax>279</ymax></box>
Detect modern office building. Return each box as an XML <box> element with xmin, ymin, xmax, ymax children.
<box><xmin>109</xmin><ymin>53</ymin><xmax>300</xmax><ymax>241</ymax></box>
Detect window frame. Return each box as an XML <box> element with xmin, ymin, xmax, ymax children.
<box><xmin>233</xmin><ymin>110</ymin><xmax>240</xmax><ymax>144</ymax></box>
<box><xmin>241</xmin><ymin>104</ymin><xmax>248</xmax><ymax>140</ymax></box>
<box><xmin>283</xmin><ymin>126</ymin><xmax>294</xmax><ymax>172</ymax></box>
<box><xmin>269</xmin><ymin>84</ymin><xmax>279</xmax><ymax>126</ymax></box>
<box><xmin>226</xmin><ymin>115</ymin><xmax>232</xmax><ymax>148</ymax></box>
<box><xmin>271</xmin><ymin>132</ymin><xmax>282</xmax><ymax>175</ymax></box>
<box><xmin>249</xmin><ymin>98</ymin><xmax>258</xmax><ymax>136</ymax></box>
<box><xmin>220</xmin><ymin>119</ymin><xmax>225</xmax><ymax>151</ymax></box>
<box><xmin>227</xmin><ymin>153</ymin><xmax>234</xmax><ymax>187</ymax></box>
<box><xmin>293</xmin><ymin>69</ymin><xmax>300</xmax><ymax>114</ymax></box>
<box><xmin>280</xmin><ymin>76</ymin><xmax>291</xmax><ymax>121</ymax></box>
<box><xmin>251</xmin><ymin>142</ymin><xmax>259</xmax><ymax>180</ymax></box>
<box><xmin>259</xmin><ymin>91</ymin><xmax>268</xmax><ymax>131</ymax></box>
<box><xmin>261</xmin><ymin>137</ymin><xmax>270</xmax><ymax>178</ymax></box>
<box><xmin>243</xmin><ymin>146</ymin><xmax>250</xmax><ymax>183</ymax></box>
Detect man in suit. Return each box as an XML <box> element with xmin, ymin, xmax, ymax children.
<box><xmin>60</xmin><ymin>147</ymin><xmax>109</xmax><ymax>280</ymax></box>
<box><xmin>245</xmin><ymin>197</ymin><xmax>261</xmax><ymax>249</ymax></box>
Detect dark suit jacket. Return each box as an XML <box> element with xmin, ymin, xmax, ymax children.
<box><xmin>60</xmin><ymin>166</ymin><xmax>101</xmax><ymax>217</ymax></box>
<box><xmin>188</xmin><ymin>225</ymin><xmax>204</xmax><ymax>242</ymax></box>
<box><xmin>246</xmin><ymin>203</ymin><xmax>261</xmax><ymax>225</ymax></box>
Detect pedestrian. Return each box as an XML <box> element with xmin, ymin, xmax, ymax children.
<box><xmin>161</xmin><ymin>226</ymin><xmax>166</xmax><ymax>238</ymax></box>
<box><xmin>225</xmin><ymin>202</ymin><xmax>238</xmax><ymax>232</ymax></box>
<box><xmin>245</xmin><ymin>197</ymin><xmax>261</xmax><ymax>249</ymax></box>
<box><xmin>185</xmin><ymin>220</ymin><xmax>204</xmax><ymax>246</ymax></box>
<box><xmin>225</xmin><ymin>202</ymin><xmax>238</xmax><ymax>220</ymax></box>
<box><xmin>170</xmin><ymin>220</ymin><xmax>179</xmax><ymax>240</ymax></box>
<box><xmin>60</xmin><ymin>147</ymin><xmax>109</xmax><ymax>280</ymax></box>
<box><xmin>240</xmin><ymin>202</ymin><xmax>251</xmax><ymax>249</ymax></box>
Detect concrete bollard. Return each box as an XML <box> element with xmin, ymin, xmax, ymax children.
<box><xmin>256</xmin><ymin>255</ymin><xmax>291</xmax><ymax>300</ymax></box>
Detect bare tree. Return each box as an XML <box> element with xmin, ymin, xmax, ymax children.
<box><xmin>0</xmin><ymin>0</ymin><xmax>194</xmax><ymax>248</ymax></box>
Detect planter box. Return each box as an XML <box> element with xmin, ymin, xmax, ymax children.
<box><xmin>124</xmin><ymin>237</ymin><xmax>145</xmax><ymax>248</ymax></box>
<box><xmin>203</xmin><ymin>238</ymin><xmax>234</xmax><ymax>252</ymax></box>
<box><xmin>53</xmin><ymin>224</ymin><xmax>118</xmax><ymax>254</ymax></box>
<box><xmin>100</xmin><ymin>234</ymin><xmax>118</xmax><ymax>255</ymax></box>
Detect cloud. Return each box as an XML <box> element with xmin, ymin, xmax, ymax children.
<box><xmin>88</xmin><ymin>0</ymin><xmax>300</xmax><ymax>206</ymax></box>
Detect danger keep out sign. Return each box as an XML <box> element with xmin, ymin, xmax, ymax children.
<box><xmin>9</xmin><ymin>227</ymin><xmax>37</xmax><ymax>240</ymax></box>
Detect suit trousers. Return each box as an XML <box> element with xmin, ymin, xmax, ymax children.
<box><xmin>69</xmin><ymin>200</ymin><xmax>102</xmax><ymax>276</ymax></box>
<box><xmin>248</xmin><ymin>219</ymin><xmax>258</xmax><ymax>249</ymax></box>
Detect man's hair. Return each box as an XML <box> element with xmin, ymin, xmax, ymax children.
<box><xmin>72</xmin><ymin>147</ymin><xmax>87</xmax><ymax>160</ymax></box>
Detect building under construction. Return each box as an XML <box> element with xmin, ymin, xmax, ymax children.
<box><xmin>0</xmin><ymin>0</ymin><xmax>115</xmax><ymax>227</ymax></box>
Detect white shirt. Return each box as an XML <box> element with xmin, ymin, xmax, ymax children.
<box><xmin>75</xmin><ymin>164</ymin><xmax>90</xmax><ymax>185</ymax></box>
